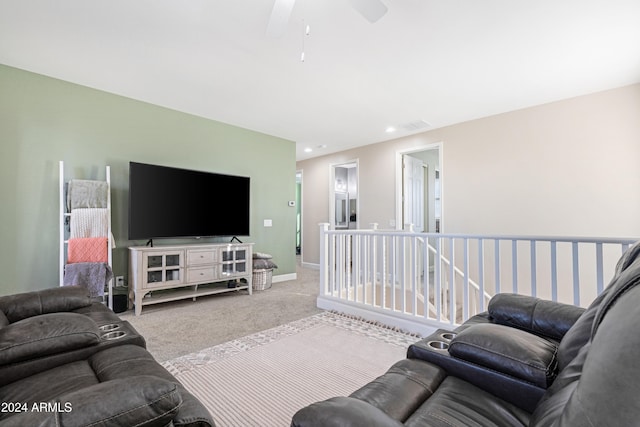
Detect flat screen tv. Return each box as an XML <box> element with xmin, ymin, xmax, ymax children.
<box><xmin>128</xmin><ymin>162</ymin><xmax>250</xmax><ymax>240</ymax></box>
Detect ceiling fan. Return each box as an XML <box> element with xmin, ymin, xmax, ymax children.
<box><xmin>266</xmin><ymin>0</ymin><xmax>388</xmax><ymax>37</ymax></box>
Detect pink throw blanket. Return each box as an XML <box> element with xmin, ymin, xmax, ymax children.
<box><xmin>67</xmin><ymin>237</ymin><xmax>108</xmax><ymax>263</ymax></box>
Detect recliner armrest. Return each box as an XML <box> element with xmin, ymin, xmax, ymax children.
<box><xmin>488</xmin><ymin>293</ymin><xmax>585</xmax><ymax>340</ymax></box>
<box><xmin>291</xmin><ymin>396</ymin><xmax>404</xmax><ymax>427</ymax></box>
<box><xmin>0</xmin><ymin>312</ymin><xmax>100</xmax><ymax>366</ymax></box>
<box><xmin>0</xmin><ymin>286</ymin><xmax>92</xmax><ymax>323</ymax></box>
<box><xmin>449</xmin><ymin>323</ymin><xmax>558</xmax><ymax>388</ymax></box>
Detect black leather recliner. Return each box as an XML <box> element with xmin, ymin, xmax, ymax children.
<box><xmin>292</xmin><ymin>241</ymin><xmax>640</xmax><ymax>427</ymax></box>
<box><xmin>0</xmin><ymin>286</ymin><xmax>214</xmax><ymax>426</ymax></box>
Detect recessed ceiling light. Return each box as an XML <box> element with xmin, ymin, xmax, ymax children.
<box><xmin>385</xmin><ymin>126</ymin><xmax>396</xmax><ymax>133</ymax></box>
<box><xmin>304</xmin><ymin>147</ymin><xmax>313</xmax><ymax>153</ymax></box>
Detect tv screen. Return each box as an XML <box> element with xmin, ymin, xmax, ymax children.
<box><xmin>128</xmin><ymin>162</ymin><xmax>250</xmax><ymax>240</ymax></box>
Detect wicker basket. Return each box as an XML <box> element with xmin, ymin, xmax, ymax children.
<box><xmin>252</xmin><ymin>268</ymin><xmax>273</xmax><ymax>291</ymax></box>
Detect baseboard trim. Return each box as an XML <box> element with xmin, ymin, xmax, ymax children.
<box><xmin>316</xmin><ymin>296</ymin><xmax>439</xmax><ymax>337</ymax></box>
<box><xmin>272</xmin><ymin>273</ymin><xmax>297</xmax><ymax>283</ymax></box>
<box><xmin>301</xmin><ymin>261</ymin><xmax>320</xmax><ymax>270</ymax></box>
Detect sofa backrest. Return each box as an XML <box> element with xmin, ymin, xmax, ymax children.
<box><xmin>0</xmin><ymin>286</ymin><xmax>92</xmax><ymax>323</ymax></box>
<box><xmin>530</xmin><ymin>253</ymin><xmax>640</xmax><ymax>426</ymax></box>
<box><xmin>555</xmin><ymin>240</ymin><xmax>640</xmax><ymax>370</ymax></box>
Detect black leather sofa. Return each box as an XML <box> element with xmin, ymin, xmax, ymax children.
<box><xmin>292</xmin><ymin>241</ymin><xmax>640</xmax><ymax>427</ymax></box>
<box><xmin>0</xmin><ymin>286</ymin><xmax>214</xmax><ymax>426</ymax></box>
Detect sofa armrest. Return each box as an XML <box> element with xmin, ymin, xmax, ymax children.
<box><xmin>0</xmin><ymin>286</ymin><xmax>92</xmax><ymax>323</ymax></box>
<box><xmin>291</xmin><ymin>396</ymin><xmax>404</xmax><ymax>427</ymax></box>
<box><xmin>488</xmin><ymin>293</ymin><xmax>585</xmax><ymax>340</ymax></box>
<box><xmin>0</xmin><ymin>312</ymin><xmax>100</xmax><ymax>366</ymax></box>
<box><xmin>449</xmin><ymin>323</ymin><xmax>558</xmax><ymax>388</ymax></box>
<box><xmin>0</xmin><ymin>376</ymin><xmax>183</xmax><ymax>427</ymax></box>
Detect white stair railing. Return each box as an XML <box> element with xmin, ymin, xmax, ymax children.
<box><xmin>317</xmin><ymin>223</ymin><xmax>637</xmax><ymax>336</ymax></box>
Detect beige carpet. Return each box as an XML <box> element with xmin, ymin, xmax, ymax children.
<box><xmin>162</xmin><ymin>311</ymin><xmax>420</xmax><ymax>427</ymax></box>
<box><xmin>122</xmin><ymin>260</ymin><xmax>323</xmax><ymax>362</ymax></box>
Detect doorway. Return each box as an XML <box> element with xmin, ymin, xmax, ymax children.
<box><xmin>330</xmin><ymin>161</ymin><xmax>359</xmax><ymax>230</ymax></box>
<box><xmin>396</xmin><ymin>144</ymin><xmax>442</xmax><ymax>232</ymax></box>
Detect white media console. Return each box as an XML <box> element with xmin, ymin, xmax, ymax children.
<box><xmin>129</xmin><ymin>242</ymin><xmax>253</xmax><ymax>315</ymax></box>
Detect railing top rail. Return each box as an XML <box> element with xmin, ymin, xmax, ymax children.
<box><xmin>321</xmin><ymin>229</ymin><xmax>637</xmax><ymax>245</ymax></box>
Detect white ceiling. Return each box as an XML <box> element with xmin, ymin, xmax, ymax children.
<box><xmin>1</xmin><ymin>0</ymin><xmax>639</xmax><ymax>161</ymax></box>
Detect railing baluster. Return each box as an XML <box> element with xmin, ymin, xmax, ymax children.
<box><xmin>401</xmin><ymin>235</ymin><xmax>407</xmax><ymax>314</ymax></box>
<box><xmin>370</xmin><ymin>233</ymin><xmax>376</xmax><ymax>307</ymax></box>
<box><xmin>512</xmin><ymin>240</ymin><xmax>518</xmax><ymax>294</ymax></box>
<box><xmin>381</xmin><ymin>234</ymin><xmax>387</xmax><ymax>309</ymax></box>
<box><xmin>572</xmin><ymin>242</ymin><xmax>580</xmax><ymax>306</ymax></box>
<box><xmin>390</xmin><ymin>235</ymin><xmax>396</xmax><ymax>312</ymax></box>
<box><xmin>478</xmin><ymin>238</ymin><xmax>485</xmax><ymax>312</ymax></box>
<box><xmin>449</xmin><ymin>238</ymin><xmax>456</xmax><ymax>325</ymax></box>
<box><xmin>550</xmin><ymin>241</ymin><xmax>558</xmax><ymax>302</ymax></box>
<box><xmin>354</xmin><ymin>234</ymin><xmax>358</xmax><ymax>299</ymax></box>
<box><xmin>412</xmin><ymin>236</ymin><xmax>418</xmax><ymax>316</ymax></box>
<box><xmin>596</xmin><ymin>243</ymin><xmax>604</xmax><ymax>295</ymax></box>
<box><xmin>463</xmin><ymin>238</ymin><xmax>469</xmax><ymax>321</ymax></box>
<box><xmin>330</xmin><ymin>234</ymin><xmax>336</xmax><ymax>296</ymax></box>
<box><xmin>435</xmin><ymin>237</ymin><xmax>442</xmax><ymax>321</ymax></box>
<box><xmin>347</xmin><ymin>234</ymin><xmax>352</xmax><ymax>299</ymax></box>
<box><xmin>424</xmin><ymin>236</ymin><xmax>430</xmax><ymax>319</ymax></box>
<box><xmin>530</xmin><ymin>240</ymin><xmax>537</xmax><ymax>298</ymax></box>
<box><xmin>337</xmin><ymin>234</ymin><xmax>344</xmax><ymax>298</ymax></box>
<box><xmin>495</xmin><ymin>239</ymin><xmax>501</xmax><ymax>294</ymax></box>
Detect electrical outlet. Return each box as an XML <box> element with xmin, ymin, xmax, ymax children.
<box><xmin>115</xmin><ymin>276</ymin><xmax>125</xmax><ymax>287</ymax></box>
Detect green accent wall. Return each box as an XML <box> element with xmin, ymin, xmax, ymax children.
<box><xmin>0</xmin><ymin>64</ymin><xmax>297</xmax><ymax>296</ymax></box>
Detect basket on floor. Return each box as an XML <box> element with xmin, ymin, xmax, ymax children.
<box><xmin>252</xmin><ymin>268</ymin><xmax>273</xmax><ymax>291</ymax></box>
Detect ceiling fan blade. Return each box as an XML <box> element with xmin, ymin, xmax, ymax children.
<box><xmin>266</xmin><ymin>0</ymin><xmax>296</xmax><ymax>37</ymax></box>
<box><xmin>347</xmin><ymin>0</ymin><xmax>388</xmax><ymax>23</ymax></box>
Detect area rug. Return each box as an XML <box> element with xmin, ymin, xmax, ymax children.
<box><xmin>162</xmin><ymin>311</ymin><xmax>421</xmax><ymax>427</ymax></box>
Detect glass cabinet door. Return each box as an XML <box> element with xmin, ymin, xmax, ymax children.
<box><xmin>220</xmin><ymin>247</ymin><xmax>248</xmax><ymax>277</ymax></box>
<box><xmin>144</xmin><ymin>251</ymin><xmax>183</xmax><ymax>287</ymax></box>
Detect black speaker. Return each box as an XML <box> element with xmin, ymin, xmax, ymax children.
<box><xmin>113</xmin><ymin>294</ymin><xmax>128</xmax><ymax>313</ymax></box>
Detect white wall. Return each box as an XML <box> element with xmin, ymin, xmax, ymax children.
<box><xmin>297</xmin><ymin>84</ymin><xmax>640</xmax><ymax>266</ymax></box>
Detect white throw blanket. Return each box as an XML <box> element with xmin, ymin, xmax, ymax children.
<box><xmin>66</xmin><ymin>179</ymin><xmax>108</xmax><ymax>211</ymax></box>
<box><xmin>70</xmin><ymin>208</ymin><xmax>109</xmax><ymax>238</ymax></box>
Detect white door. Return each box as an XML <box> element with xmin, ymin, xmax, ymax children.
<box><xmin>403</xmin><ymin>155</ymin><xmax>425</xmax><ymax>232</ymax></box>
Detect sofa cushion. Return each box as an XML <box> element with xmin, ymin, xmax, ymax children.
<box><xmin>0</xmin><ymin>286</ymin><xmax>92</xmax><ymax>323</ymax></box>
<box><xmin>0</xmin><ymin>312</ymin><xmax>100</xmax><ymax>366</ymax></box>
<box><xmin>292</xmin><ymin>396</ymin><xmax>404</xmax><ymax>427</ymax></box>
<box><xmin>89</xmin><ymin>344</ymin><xmax>214</xmax><ymax>427</ymax></box>
<box><xmin>0</xmin><ymin>360</ymin><xmax>99</xmax><ymax>417</ymax></box>
<box><xmin>449</xmin><ymin>323</ymin><xmax>558</xmax><ymax>388</ymax></box>
<box><xmin>405</xmin><ymin>376</ymin><xmax>530</xmax><ymax>427</ymax></box>
<box><xmin>350</xmin><ymin>358</ymin><xmax>446</xmax><ymax>422</ymax></box>
<box><xmin>488</xmin><ymin>293</ymin><xmax>584</xmax><ymax>341</ymax></box>
<box><xmin>0</xmin><ymin>376</ymin><xmax>182</xmax><ymax>427</ymax></box>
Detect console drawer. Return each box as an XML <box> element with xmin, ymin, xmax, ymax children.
<box><xmin>187</xmin><ymin>249</ymin><xmax>216</xmax><ymax>266</ymax></box>
<box><xmin>187</xmin><ymin>267</ymin><xmax>216</xmax><ymax>283</ymax></box>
